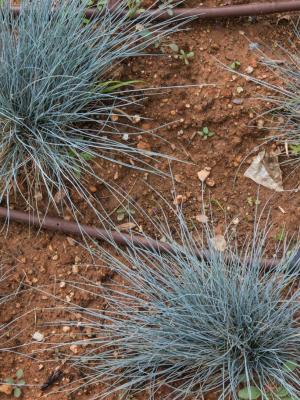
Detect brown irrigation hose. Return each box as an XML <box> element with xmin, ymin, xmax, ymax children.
<box><xmin>10</xmin><ymin>1</ymin><xmax>300</xmax><ymax>20</ymax></box>
<box><xmin>0</xmin><ymin>206</ymin><xmax>290</xmax><ymax>271</ymax></box>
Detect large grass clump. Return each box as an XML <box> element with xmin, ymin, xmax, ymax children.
<box><xmin>64</xmin><ymin>215</ymin><xmax>300</xmax><ymax>399</ymax></box>
<box><xmin>0</xmin><ymin>0</ymin><xmax>181</xmax><ymax>215</ymax></box>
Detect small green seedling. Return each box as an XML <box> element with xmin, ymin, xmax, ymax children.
<box><xmin>275</xmin><ymin>226</ymin><xmax>285</xmax><ymax>242</ymax></box>
<box><xmin>97</xmin><ymin>80</ymin><xmax>142</xmax><ymax>94</ymax></box>
<box><xmin>127</xmin><ymin>0</ymin><xmax>145</xmax><ymax>18</ymax></box>
<box><xmin>4</xmin><ymin>369</ymin><xmax>25</xmax><ymax>398</ymax></box>
<box><xmin>229</xmin><ymin>60</ymin><xmax>241</xmax><ymax>70</ymax></box>
<box><xmin>246</xmin><ymin>197</ymin><xmax>260</xmax><ymax>207</ymax></box>
<box><xmin>168</xmin><ymin>44</ymin><xmax>194</xmax><ymax>65</ymax></box>
<box><xmin>200</xmin><ymin>126</ymin><xmax>214</xmax><ymax>139</ymax></box>
<box><xmin>84</xmin><ymin>0</ymin><xmax>108</xmax><ymax>23</ymax></box>
<box><xmin>158</xmin><ymin>0</ymin><xmax>174</xmax><ymax>16</ymax></box>
<box><xmin>177</xmin><ymin>49</ymin><xmax>194</xmax><ymax>65</ymax></box>
<box><xmin>237</xmin><ymin>361</ymin><xmax>298</xmax><ymax>400</ymax></box>
<box><xmin>289</xmin><ymin>144</ymin><xmax>300</xmax><ymax>156</ymax></box>
<box><xmin>238</xmin><ymin>386</ymin><xmax>261</xmax><ymax>400</ymax></box>
<box><xmin>97</xmin><ymin>0</ymin><xmax>107</xmax><ymax>11</ymax></box>
<box><xmin>116</xmin><ymin>206</ymin><xmax>136</xmax><ymax>222</ymax></box>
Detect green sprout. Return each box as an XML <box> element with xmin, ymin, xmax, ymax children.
<box><xmin>177</xmin><ymin>49</ymin><xmax>194</xmax><ymax>65</ymax></box>
<box><xmin>4</xmin><ymin>369</ymin><xmax>25</xmax><ymax>398</ymax></box>
<box><xmin>229</xmin><ymin>60</ymin><xmax>241</xmax><ymax>70</ymax></box>
<box><xmin>127</xmin><ymin>0</ymin><xmax>145</xmax><ymax>18</ymax></box>
<box><xmin>200</xmin><ymin>126</ymin><xmax>214</xmax><ymax>139</ymax></box>
<box><xmin>289</xmin><ymin>144</ymin><xmax>300</xmax><ymax>156</ymax></box>
<box><xmin>237</xmin><ymin>361</ymin><xmax>298</xmax><ymax>400</ymax></box>
<box><xmin>116</xmin><ymin>206</ymin><xmax>136</xmax><ymax>222</ymax></box>
<box><xmin>275</xmin><ymin>226</ymin><xmax>286</xmax><ymax>242</ymax></box>
<box><xmin>168</xmin><ymin>43</ymin><xmax>195</xmax><ymax>65</ymax></box>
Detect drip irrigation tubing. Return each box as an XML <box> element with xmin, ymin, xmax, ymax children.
<box><xmin>10</xmin><ymin>1</ymin><xmax>300</xmax><ymax>21</ymax></box>
<box><xmin>1</xmin><ymin>206</ymin><xmax>299</xmax><ymax>271</ymax></box>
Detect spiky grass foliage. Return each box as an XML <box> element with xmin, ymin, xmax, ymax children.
<box><xmin>0</xmin><ymin>0</ymin><xmax>183</xmax><ymax>215</ymax></box>
<box><xmin>62</xmin><ymin>214</ymin><xmax>300</xmax><ymax>400</ymax></box>
<box><xmin>0</xmin><ymin>264</ymin><xmax>18</xmax><ymax>353</ymax></box>
<box><xmin>245</xmin><ymin>26</ymin><xmax>300</xmax><ymax>164</ymax></box>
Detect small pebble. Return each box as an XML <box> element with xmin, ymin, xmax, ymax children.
<box><xmin>89</xmin><ymin>185</ymin><xmax>97</xmax><ymax>193</ymax></box>
<box><xmin>32</xmin><ymin>331</ymin><xmax>44</xmax><ymax>342</ymax></box>
<box><xmin>72</xmin><ymin>265</ymin><xmax>79</xmax><ymax>274</ymax></box>
<box><xmin>70</xmin><ymin>345</ymin><xmax>79</xmax><ymax>354</ymax></box>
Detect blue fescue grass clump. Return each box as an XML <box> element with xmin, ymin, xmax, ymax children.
<box><xmin>0</xmin><ymin>0</ymin><xmax>181</xmax><ymax>214</ymax></box>
<box><xmin>64</xmin><ymin>216</ymin><xmax>300</xmax><ymax>400</ymax></box>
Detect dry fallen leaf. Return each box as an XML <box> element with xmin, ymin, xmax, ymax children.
<box><xmin>137</xmin><ymin>141</ymin><xmax>151</xmax><ymax>152</ymax></box>
<box><xmin>244</xmin><ymin>150</ymin><xmax>283</xmax><ymax>192</ymax></box>
<box><xmin>117</xmin><ymin>222</ymin><xmax>136</xmax><ymax>231</ymax></box>
<box><xmin>211</xmin><ymin>234</ymin><xmax>227</xmax><ymax>252</ymax></box>
<box><xmin>0</xmin><ymin>384</ymin><xmax>13</xmax><ymax>395</ymax></box>
<box><xmin>197</xmin><ymin>167</ymin><xmax>211</xmax><ymax>183</ymax></box>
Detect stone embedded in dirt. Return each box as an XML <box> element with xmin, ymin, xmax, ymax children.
<box><xmin>74</xmin><ymin>256</ymin><xmax>81</xmax><ymax>264</ymax></box>
<box><xmin>196</xmin><ymin>214</ymin><xmax>208</xmax><ymax>224</ymax></box>
<box><xmin>245</xmin><ymin>66</ymin><xmax>254</xmax><ymax>74</ymax></box>
<box><xmin>52</xmin><ymin>254</ymin><xmax>59</xmax><ymax>261</ymax></box>
<box><xmin>0</xmin><ymin>384</ymin><xmax>13</xmax><ymax>395</ymax></box>
<box><xmin>132</xmin><ymin>115</ymin><xmax>141</xmax><ymax>124</ymax></box>
<box><xmin>110</xmin><ymin>114</ymin><xmax>118</xmax><ymax>122</ymax></box>
<box><xmin>257</xmin><ymin>119</ymin><xmax>264</xmax><ymax>129</ymax></box>
<box><xmin>137</xmin><ymin>141</ymin><xmax>151</xmax><ymax>152</ymax></box>
<box><xmin>32</xmin><ymin>331</ymin><xmax>44</xmax><ymax>342</ymax></box>
<box><xmin>62</xmin><ymin>326</ymin><xmax>71</xmax><ymax>333</ymax></box>
<box><xmin>174</xmin><ymin>174</ymin><xmax>183</xmax><ymax>183</ymax></box>
<box><xmin>72</xmin><ymin>265</ymin><xmax>79</xmax><ymax>274</ymax></box>
<box><xmin>197</xmin><ymin>167</ymin><xmax>211</xmax><ymax>183</ymax></box>
<box><xmin>59</xmin><ymin>281</ymin><xmax>66</xmax><ymax>288</ymax></box>
<box><xmin>113</xmin><ymin>171</ymin><xmax>119</xmax><ymax>180</ymax></box>
<box><xmin>232</xmin><ymin>98</ymin><xmax>243</xmax><ymax>105</ymax></box>
<box><xmin>66</xmin><ymin>237</ymin><xmax>76</xmax><ymax>246</ymax></box>
<box><xmin>206</xmin><ymin>178</ymin><xmax>215</xmax><ymax>187</ymax></box>
<box><xmin>89</xmin><ymin>185</ymin><xmax>97</xmax><ymax>193</ymax></box>
<box><xmin>173</xmin><ymin>195</ymin><xmax>187</xmax><ymax>205</ymax></box>
<box><xmin>70</xmin><ymin>345</ymin><xmax>79</xmax><ymax>354</ymax></box>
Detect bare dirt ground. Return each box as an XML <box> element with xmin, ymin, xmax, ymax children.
<box><xmin>1</xmin><ymin>1</ymin><xmax>300</xmax><ymax>399</ymax></box>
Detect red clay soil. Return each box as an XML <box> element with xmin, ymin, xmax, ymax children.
<box><xmin>1</xmin><ymin>2</ymin><xmax>300</xmax><ymax>400</ymax></box>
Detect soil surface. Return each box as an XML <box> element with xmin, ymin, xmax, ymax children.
<box><xmin>1</xmin><ymin>1</ymin><xmax>300</xmax><ymax>399</ymax></box>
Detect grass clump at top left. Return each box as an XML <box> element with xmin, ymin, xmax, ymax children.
<box><xmin>0</xmin><ymin>0</ymin><xmax>184</xmax><ymax>218</ymax></box>
<box><xmin>60</xmin><ymin>212</ymin><xmax>300</xmax><ymax>400</ymax></box>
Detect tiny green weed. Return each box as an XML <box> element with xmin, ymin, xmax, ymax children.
<box><xmin>4</xmin><ymin>369</ymin><xmax>25</xmax><ymax>398</ymax></box>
